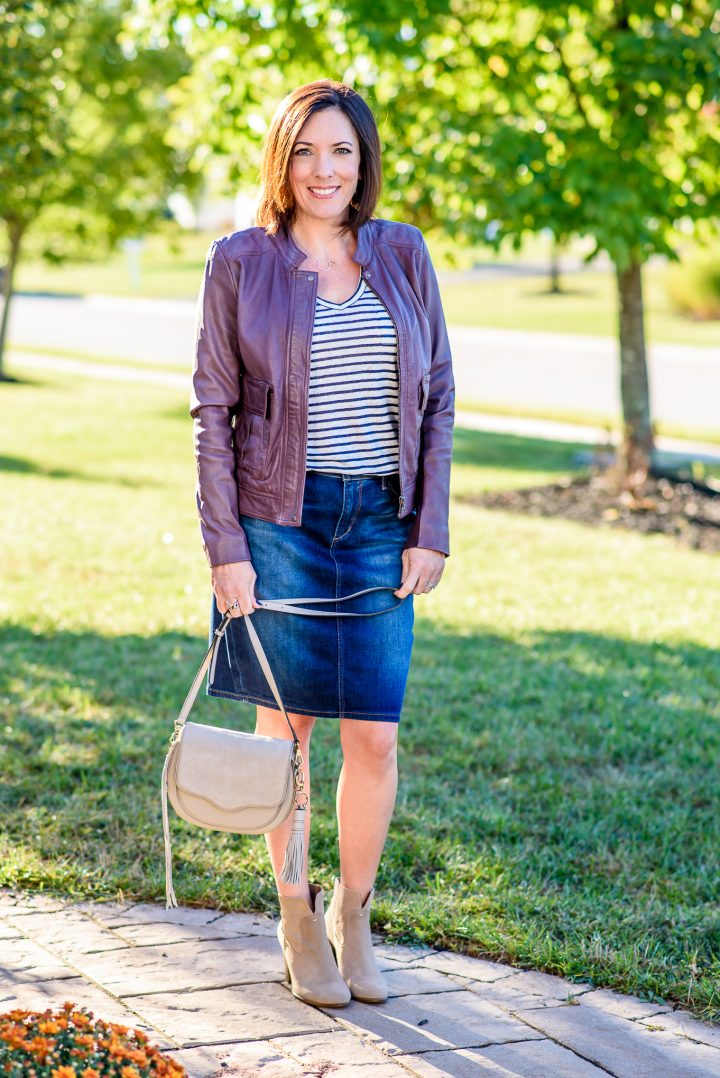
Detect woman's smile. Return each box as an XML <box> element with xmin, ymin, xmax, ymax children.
<box><xmin>308</xmin><ymin>185</ymin><xmax>340</xmax><ymax>198</ymax></box>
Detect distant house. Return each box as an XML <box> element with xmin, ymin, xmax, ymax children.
<box><xmin>169</xmin><ymin>190</ymin><xmax>257</xmax><ymax>233</ymax></box>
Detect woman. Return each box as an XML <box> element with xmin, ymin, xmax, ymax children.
<box><xmin>190</xmin><ymin>78</ymin><xmax>454</xmax><ymax>1009</ymax></box>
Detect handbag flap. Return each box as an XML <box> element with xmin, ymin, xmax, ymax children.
<box><xmin>175</xmin><ymin>722</ymin><xmax>294</xmax><ymax>812</ymax></box>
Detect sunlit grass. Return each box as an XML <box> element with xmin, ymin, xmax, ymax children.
<box><xmin>1</xmin><ymin>368</ymin><xmax>719</xmax><ymax>1020</ymax></box>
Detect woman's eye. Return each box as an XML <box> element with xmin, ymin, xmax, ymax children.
<box><xmin>293</xmin><ymin>148</ymin><xmax>351</xmax><ymax>155</ymax></box>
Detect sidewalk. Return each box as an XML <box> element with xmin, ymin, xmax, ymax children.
<box><xmin>7</xmin><ymin>346</ymin><xmax>720</xmax><ymax>467</ymax></box>
<box><xmin>2</xmin><ymin>891</ymin><xmax>719</xmax><ymax>1077</ymax></box>
<box><xmin>455</xmin><ymin>410</ymin><xmax>720</xmax><ymax>467</ymax></box>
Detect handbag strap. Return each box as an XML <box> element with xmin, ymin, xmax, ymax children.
<box><xmin>176</xmin><ymin>586</ymin><xmax>403</xmax><ymax>744</ymax></box>
<box><xmin>256</xmin><ymin>585</ymin><xmax>404</xmax><ymax>618</ymax></box>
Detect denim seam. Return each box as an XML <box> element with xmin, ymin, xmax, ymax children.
<box><xmin>331</xmin><ymin>528</ymin><xmax>344</xmax><ymax>717</ymax></box>
<box><xmin>331</xmin><ymin>480</ymin><xmax>349</xmax><ymax>546</ymax></box>
<box><xmin>333</xmin><ymin>478</ymin><xmax>363</xmax><ymax>543</ymax></box>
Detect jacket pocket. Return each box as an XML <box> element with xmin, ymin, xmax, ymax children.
<box><xmin>233</xmin><ymin>373</ymin><xmax>272</xmax><ymax>480</ymax></box>
<box><xmin>415</xmin><ymin>371</ymin><xmax>431</xmax><ymax>442</ymax></box>
<box><xmin>418</xmin><ymin>372</ymin><xmax>431</xmax><ymax>413</ymax></box>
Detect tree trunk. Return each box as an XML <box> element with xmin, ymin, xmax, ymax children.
<box><xmin>615</xmin><ymin>259</ymin><xmax>654</xmax><ymax>488</ymax></box>
<box><xmin>549</xmin><ymin>239</ymin><xmax>563</xmax><ymax>294</ymax></box>
<box><xmin>0</xmin><ymin>221</ymin><xmax>23</xmax><ymax>381</ymax></box>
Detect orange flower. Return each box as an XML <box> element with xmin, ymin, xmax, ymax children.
<box><xmin>51</xmin><ymin>1067</ymin><xmax>78</xmax><ymax>1078</ymax></box>
<box><xmin>82</xmin><ymin>1071</ymin><xmax>101</xmax><ymax>1078</ymax></box>
<box><xmin>38</xmin><ymin>1020</ymin><xmax>61</xmax><ymax>1034</ymax></box>
<box><xmin>27</xmin><ymin>1035</ymin><xmax>51</xmax><ymax>1061</ymax></box>
<box><xmin>123</xmin><ymin>1047</ymin><xmax>149</xmax><ymax>1066</ymax></box>
<box><xmin>120</xmin><ymin>1068</ymin><xmax>141</xmax><ymax>1078</ymax></box>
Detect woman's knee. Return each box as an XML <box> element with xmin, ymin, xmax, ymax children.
<box><xmin>341</xmin><ymin>720</ymin><xmax>398</xmax><ymax>769</ymax></box>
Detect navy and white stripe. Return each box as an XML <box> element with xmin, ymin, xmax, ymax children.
<box><xmin>306</xmin><ymin>276</ymin><xmax>400</xmax><ymax>475</ymax></box>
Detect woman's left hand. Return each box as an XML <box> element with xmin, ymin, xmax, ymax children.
<box><xmin>394</xmin><ymin>546</ymin><xmax>447</xmax><ymax>598</ymax></box>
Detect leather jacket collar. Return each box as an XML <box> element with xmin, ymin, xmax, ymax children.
<box><xmin>269</xmin><ymin>218</ymin><xmax>375</xmax><ymax>269</ymax></box>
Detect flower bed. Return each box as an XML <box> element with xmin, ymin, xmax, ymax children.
<box><xmin>0</xmin><ymin>1004</ymin><xmax>185</xmax><ymax>1078</ymax></box>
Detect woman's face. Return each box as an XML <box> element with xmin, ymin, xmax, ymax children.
<box><xmin>289</xmin><ymin>106</ymin><xmax>361</xmax><ymax>226</ymax></box>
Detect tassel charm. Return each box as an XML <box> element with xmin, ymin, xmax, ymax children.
<box><xmin>280</xmin><ymin>803</ymin><xmax>307</xmax><ymax>885</ymax></box>
<box><xmin>162</xmin><ymin>750</ymin><xmax>179</xmax><ymax>909</ymax></box>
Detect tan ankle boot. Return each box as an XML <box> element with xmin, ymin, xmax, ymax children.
<box><xmin>325</xmin><ymin>877</ymin><xmax>388</xmax><ymax>1003</ymax></box>
<box><xmin>277</xmin><ymin>883</ymin><xmax>351</xmax><ymax>1008</ymax></box>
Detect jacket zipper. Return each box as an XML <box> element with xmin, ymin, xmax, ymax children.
<box><xmin>292</xmin><ymin>269</ymin><xmax>317</xmax><ymax>525</ymax></box>
<box><xmin>361</xmin><ymin>268</ymin><xmax>406</xmax><ymax>517</ymax></box>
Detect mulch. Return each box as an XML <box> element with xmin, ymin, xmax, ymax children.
<box><xmin>462</xmin><ymin>473</ymin><xmax>720</xmax><ymax>553</ymax></box>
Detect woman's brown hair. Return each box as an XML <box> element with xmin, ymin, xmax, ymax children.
<box><xmin>255</xmin><ymin>79</ymin><xmax>382</xmax><ymax>239</ymax></box>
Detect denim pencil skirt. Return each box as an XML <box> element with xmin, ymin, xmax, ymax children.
<box><xmin>206</xmin><ymin>470</ymin><xmax>416</xmax><ymax>723</ymax></box>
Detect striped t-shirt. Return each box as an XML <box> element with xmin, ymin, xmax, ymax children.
<box><xmin>306</xmin><ymin>275</ymin><xmax>400</xmax><ymax>475</ymax></box>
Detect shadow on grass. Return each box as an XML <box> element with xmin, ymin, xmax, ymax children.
<box><xmin>452</xmin><ymin>426</ymin><xmax>593</xmax><ymax>474</ymax></box>
<box><xmin>0</xmin><ymin>453</ymin><xmax>162</xmax><ymax>488</ymax></box>
<box><xmin>0</xmin><ymin>617</ymin><xmax>718</xmax><ymax>1017</ymax></box>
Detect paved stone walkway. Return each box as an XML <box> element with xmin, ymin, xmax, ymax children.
<box><xmin>2</xmin><ymin>891</ymin><xmax>719</xmax><ymax>1077</ymax></box>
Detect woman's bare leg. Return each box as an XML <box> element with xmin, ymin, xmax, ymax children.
<box><xmin>255</xmin><ymin>705</ymin><xmax>315</xmax><ymax>906</ymax></box>
<box><xmin>336</xmin><ymin>719</ymin><xmax>398</xmax><ymax>901</ymax></box>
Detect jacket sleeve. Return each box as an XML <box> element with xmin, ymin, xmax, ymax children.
<box><xmin>405</xmin><ymin>236</ymin><xmax>455</xmax><ymax>557</ymax></box>
<box><xmin>190</xmin><ymin>239</ymin><xmax>251</xmax><ymax>567</ymax></box>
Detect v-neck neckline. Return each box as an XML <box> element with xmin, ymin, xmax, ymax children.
<box><xmin>316</xmin><ymin>274</ymin><xmax>365</xmax><ymax>310</ymax></box>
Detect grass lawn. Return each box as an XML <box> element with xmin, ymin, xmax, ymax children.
<box><xmin>10</xmin><ymin>226</ymin><xmax>720</xmax><ymax>348</ymax></box>
<box><xmin>1</xmin><ymin>369</ymin><xmax>719</xmax><ymax>1021</ymax></box>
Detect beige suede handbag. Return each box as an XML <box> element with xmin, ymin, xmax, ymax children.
<box><xmin>161</xmin><ymin>587</ymin><xmax>401</xmax><ymax>908</ymax></box>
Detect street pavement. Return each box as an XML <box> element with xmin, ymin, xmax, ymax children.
<box><xmin>8</xmin><ymin>292</ymin><xmax>720</xmax><ymax>431</ymax></box>
<box><xmin>8</xmin><ymin>345</ymin><xmax>720</xmax><ymax>471</ymax></box>
<box><xmin>2</xmin><ymin>890</ymin><xmax>719</xmax><ymax>1077</ymax></box>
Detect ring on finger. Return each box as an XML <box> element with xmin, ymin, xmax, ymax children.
<box><xmin>226</xmin><ymin>597</ymin><xmax>240</xmax><ymax>611</ymax></box>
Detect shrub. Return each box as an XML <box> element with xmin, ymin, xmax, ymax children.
<box><xmin>666</xmin><ymin>250</ymin><xmax>720</xmax><ymax>320</ymax></box>
<box><xmin>0</xmin><ymin>1003</ymin><xmax>186</xmax><ymax>1078</ymax></box>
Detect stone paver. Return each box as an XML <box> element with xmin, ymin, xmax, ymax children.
<box><xmin>127</xmin><ymin>983</ymin><xmax>336</xmax><ymax>1046</ymax></box>
<box><xmin>416</xmin><ymin>950</ymin><xmax>520</xmax><ymax>983</ymax></box>
<box><xmin>1</xmin><ymin>890</ymin><xmax>719</xmax><ymax>1078</ymax></box>
<box><xmin>637</xmin><ymin>1009</ymin><xmax>720</xmax><ymax>1050</ymax></box>
<box><xmin>517</xmin><ymin>1004</ymin><xmax>720</xmax><ymax>1077</ymax></box>
<box><xmin>167</xmin><ymin>1039</ymin><xmax>306</xmax><ymax>1077</ymax></box>
<box><xmin>449</xmin><ymin>974</ymin><xmax>574</xmax><ymax>1013</ymax></box>
<box><xmin>271</xmin><ymin>1030</ymin><xmax>417</xmax><ymax>1075</ymax></box>
<box><xmin>580</xmin><ymin>987</ymin><xmax>671</xmax><ymax>1021</ymax></box>
<box><xmin>2</xmin><ymin>908</ymin><xmax>135</xmax><ymax>956</ymax></box>
<box><xmin>71</xmin><ymin>935</ymin><xmax>284</xmax><ymax>996</ymax></box>
<box><xmin>325</xmin><ymin>992</ymin><xmax>545</xmax><ymax>1055</ymax></box>
<box><xmin>384</xmin><ymin>966</ymin><xmax>465</xmax><ymax>998</ymax></box>
<box><xmin>0</xmin><ymin>938</ymin><xmax>77</xmax><ymax>984</ymax></box>
<box><xmin>401</xmin><ymin>1038</ymin><xmax>610</xmax><ymax>1077</ymax></box>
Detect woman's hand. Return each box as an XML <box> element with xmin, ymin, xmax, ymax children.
<box><xmin>394</xmin><ymin>547</ymin><xmax>446</xmax><ymax>599</ymax></box>
<box><xmin>211</xmin><ymin>561</ymin><xmax>261</xmax><ymax>617</ymax></box>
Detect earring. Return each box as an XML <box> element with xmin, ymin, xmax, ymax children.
<box><xmin>350</xmin><ymin>189</ymin><xmax>360</xmax><ymax>210</ymax></box>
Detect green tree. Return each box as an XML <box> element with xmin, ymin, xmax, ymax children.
<box><xmin>0</xmin><ymin>0</ymin><xmax>199</xmax><ymax>379</ymax></box>
<box><xmin>458</xmin><ymin>1</ymin><xmax>720</xmax><ymax>483</ymax></box>
<box><xmin>144</xmin><ymin>1</ymin><xmax>720</xmax><ymax>481</ymax></box>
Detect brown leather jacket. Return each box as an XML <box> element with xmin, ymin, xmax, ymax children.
<box><xmin>190</xmin><ymin>216</ymin><xmax>455</xmax><ymax>567</ymax></box>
